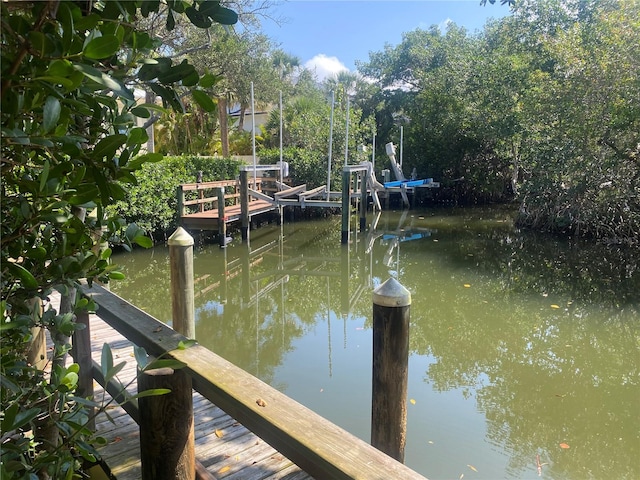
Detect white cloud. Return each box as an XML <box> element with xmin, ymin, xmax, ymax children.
<box><xmin>439</xmin><ymin>18</ymin><xmax>453</xmax><ymax>33</ymax></box>
<box><xmin>304</xmin><ymin>54</ymin><xmax>349</xmax><ymax>83</ymax></box>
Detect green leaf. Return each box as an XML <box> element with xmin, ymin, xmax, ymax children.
<box><xmin>145</xmin><ymin>358</ymin><xmax>188</xmax><ymax>371</ymax></box>
<box><xmin>134</xmin><ymin>346</ymin><xmax>149</xmax><ymax>369</ymax></box>
<box><xmin>133</xmin><ymin>235</ymin><xmax>153</xmax><ymax>248</ymax></box>
<box><xmin>108</xmin><ymin>271</ymin><xmax>126</xmax><ymax>280</ymax></box>
<box><xmin>61</xmin><ymin>371</ymin><xmax>79</xmax><ymax>390</ymax></box>
<box><xmin>131</xmin><ymin>106</ymin><xmax>151</xmax><ymax>118</ymax></box>
<box><xmin>84</xmin><ymin>35</ymin><xmax>121</xmax><ymax>59</ymax></box>
<box><xmin>1</xmin><ymin>405</ymin><xmax>41</xmax><ymax>433</ymax></box>
<box><xmin>8</xmin><ymin>263</ymin><xmax>38</xmax><ymax>289</ymax></box>
<box><xmin>73</xmin><ymin>64</ymin><xmax>134</xmax><ymax>101</ymax></box>
<box><xmin>47</xmin><ymin>59</ymin><xmax>74</xmax><ymax>77</ymax></box>
<box><xmin>185</xmin><ymin>6</ymin><xmax>212</xmax><ymax>28</ymax></box>
<box><xmin>132</xmin><ymin>388</ymin><xmax>171</xmax><ymax>399</ymax></box>
<box><xmin>93</xmin><ymin>134</ymin><xmax>127</xmax><ymax>160</ymax></box>
<box><xmin>104</xmin><ymin>361</ymin><xmax>126</xmax><ymax>383</ymax></box>
<box><xmin>192</xmin><ymin>90</ymin><xmax>216</xmax><ymax>112</ymax></box>
<box><xmin>42</xmin><ymin>96</ymin><xmax>61</xmax><ymax>133</ymax></box>
<box><xmin>182</xmin><ymin>69</ymin><xmax>200</xmax><ymax>87</ymax></box>
<box><xmin>199</xmin><ymin>72</ymin><xmax>220</xmax><ymax>88</ymax></box>
<box><xmin>127</xmin><ymin>152</ymin><xmax>163</xmax><ymax>170</ymax></box>
<box><xmin>127</xmin><ymin>127</ymin><xmax>148</xmax><ymax>146</ymax></box>
<box><xmin>177</xmin><ymin>339</ymin><xmax>197</xmax><ymax>350</ymax></box>
<box><xmin>39</xmin><ymin>159</ymin><xmax>50</xmax><ymax>192</ymax></box>
<box><xmin>157</xmin><ymin>61</ymin><xmax>197</xmax><ymax>85</ymax></box>
<box><xmin>101</xmin><ymin>343</ymin><xmax>114</xmax><ymax>382</ymax></box>
<box><xmin>210</xmin><ymin>6</ymin><xmax>238</xmax><ymax>25</ymax></box>
<box><xmin>28</xmin><ymin>31</ymin><xmax>54</xmax><ymax>55</ymax></box>
<box><xmin>149</xmin><ymin>83</ymin><xmax>184</xmax><ymax>112</ymax></box>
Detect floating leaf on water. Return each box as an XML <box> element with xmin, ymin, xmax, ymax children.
<box><xmin>410</xmin><ymin>398</ymin><xmax>416</xmax><ymax>405</ymax></box>
<box><xmin>550</xmin><ymin>304</ymin><xmax>560</xmax><ymax>309</ymax></box>
<box><xmin>428</xmin><ymin>440</ymin><xmax>434</xmax><ymax>444</ymax></box>
<box><xmin>215</xmin><ymin>429</ymin><xmax>224</xmax><ymax>438</ymax></box>
<box><xmin>459</xmin><ymin>474</ymin><xmax>464</xmax><ymax>480</ymax></box>
<box><xmin>467</xmin><ymin>464</ymin><xmax>478</xmax><ymax>472</ymax></box>
<box><xmin>464</xmin><ymin>284</ymin><xmax>471</xmax><ymax>288</ymax></box>
<box><xmin>559</xmin><ymin>443</ymin><xmax>570</xmax><ymax>449</ymax></box>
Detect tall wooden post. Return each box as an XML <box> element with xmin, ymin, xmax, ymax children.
<box><xmin>217</xmin><ymin>187</ymin><xmax>227</xmax><ymax>248</ymax></box>
<box><xmin>240</xmin><ymin>169</ymin><xmax>250</xmax><ymax>242</ymax></box>
<box><xmin>359</xmin><ymin>170</ymin><xmax>367</xmax><ymax>231</ymax></box>
<box><xmin>176</xmin><ymin>185</ymin><xmax>185</xmax><ymax>225</ymax></box>
<box><xmin>140</xmin><ymin>226</ymin><xmax>197</xmax><ymax>480</ymax></box>
<box><xmin>371</xmin><ymin>277</ymin><xmax>411</xmax><ymax>462</ymax></box>
<box><xmin>168</xmin><ymin>227</ymin><xmax>195</xmax><ymax>339</ymax></box>
<box><xmin>341</xmin><ymin>169</ymin><xmax>350</xmax><ymax>244</ymax></box>
<box><xmin>139</xmin><ymin>366</ymin><xmax>195</xmax><ymax>480</ymax></box>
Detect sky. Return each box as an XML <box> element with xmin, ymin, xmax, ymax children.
<box><xmin>256</xmin><ymin>0</ymin><xmax>512</xmax><ymax>82</ymax></box>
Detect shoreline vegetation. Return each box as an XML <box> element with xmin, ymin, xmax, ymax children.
<box><xmin>110</xmin><ymin>154</ymin><xmax>639</xmax><ymax>248</ymax></box>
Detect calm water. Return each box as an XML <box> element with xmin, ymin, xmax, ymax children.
<box><xmin>111</xmin><ymin>207</ymin><xmax>640</xmax><ymax>479</ymax></box>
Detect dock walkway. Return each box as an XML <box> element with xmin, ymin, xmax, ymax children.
<box><xmin>49</xmin><ymin>283</ymin><xmax>427</xmax><ymax>480</ymax></box>
<box><xmin>57</xmin><ymin>293</ymin><xmax>311</xmax><ymax>480</ymax></box>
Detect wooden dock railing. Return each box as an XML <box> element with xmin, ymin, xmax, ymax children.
<box><xmin>74</xmin><ymin>281</ymin><xmax>427</xmax><ymax>480</ymax></box>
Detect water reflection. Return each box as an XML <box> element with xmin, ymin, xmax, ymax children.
<box><xmin>111</xmin><ymin>207</ymin><xmax>640</xmax><ymax>479</ymax></box>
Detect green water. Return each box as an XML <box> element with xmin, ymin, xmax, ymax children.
<box><xmin>111</xmin><ymin>207</ymin><xmax>640</xmax><ymax>479</ymax></box>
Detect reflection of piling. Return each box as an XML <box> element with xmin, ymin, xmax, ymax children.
<box><xmin>371</xmin><ymin>278</ymin><xmax>411</xmax><ymax>462</ymax></box>
<box><xmin>341</xmin><ymin>247</ymin><xmax>350</xmax><ymax>316</ymax></box>
<box><xmin>341</xmin><ymin>169</ymin><xmax>350</xmax><ymax>244</ymax></box>
<box><xmin>240</xmin><ymin>169</ymin><xmax>249</xmax><ymax>242</ymax></box>
<box><xmin>168</xmin><ymin>227</ymin><xmax>195</xmax><ymax>339</ymax></box>
<box><xmin>242</xmin><ymin>242</ymin><xmax>251</xmax><ymax>304</ymax></box>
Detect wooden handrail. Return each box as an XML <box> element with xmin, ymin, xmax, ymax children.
<box><xmin>79</xmin><ymin>282</ymin><xmax>427</xmax><ymax>480</ymax></box>
<box><xmin>179</xmin><ymin>179</ymin><xmax>266</xmax><ymax>217</ymax></box>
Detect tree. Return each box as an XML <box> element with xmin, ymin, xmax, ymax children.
<box><xmin>511</xmin><ymin>0</ymin><xmax>640</xmax><ymax>238</ymax></box>
<box><xmin>1</xmin><ymin>1</ymin><xmax>236</xmax><ymax>477</ymax></box>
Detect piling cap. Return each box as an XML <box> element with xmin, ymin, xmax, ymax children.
<box><xmin>168</xmin><ymin>227</ymin><xmax>194</xmax><ymax>247</ymax></box>
<box><xmin>372</xmin><ymin>277</ymin><xmax>411</xmax><ymax>307</ymax></box>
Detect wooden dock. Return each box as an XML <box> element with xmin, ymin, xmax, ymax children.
<box><xmin>57</xmin><ymin>292</ymin><xmax>312</xmax><ymax>480</ymax></box>
<box><xmin>60</xmin><ymin>284</ymin><xmax>428</xmax><ymax>480</ymax></box>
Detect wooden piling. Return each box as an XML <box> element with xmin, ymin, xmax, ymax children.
<box><xmin>240</xmin><ymin>169</ymin><xmax>249</xmax><ymax>242</ymax></box>
<box><xmin>371</xmin><ymin>277</ymin><xmax>411</xmax><ymax>462</ymax></box>
<box><xmin>177</xmin><ymin>185</ymin><xmax>185</xmax><ymax>225</ymax></box>
<box><xmin>168</xmin><ymin>227</ymin><xmax>195</xmax><ymax>339</ymax></box>
<box><xmin>360</xmin><ymin>170</ymin><xmax>367</xmax><ymax>231</ymax></box>
<box><xmin>217</xmin><ymin>187</ymin><xmax>226</xmax><ymax>248</ymax></box>
<box><xmin>138</xmin><ymin>366</ymin><xmax>195</xmax><ymax>480</ymax></box>
<box><xmin>341</xmin><ymin>169</ymin><xmax>350</xmax><ymax>244</ymax></box>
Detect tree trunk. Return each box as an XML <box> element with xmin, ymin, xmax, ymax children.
<box><xmin>218</xmin><ymin>95</ymin><xmax>229</xmax><ymax>157</ymax></box>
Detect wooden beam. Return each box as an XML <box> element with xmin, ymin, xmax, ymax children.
<box><xmin>274</xmin><ymin>184</ymin><xmax>306</xmax><ymax>198</ymax></box>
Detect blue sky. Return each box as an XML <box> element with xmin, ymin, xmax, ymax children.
<box><xmin>256</xmin><ymin>1</ymin><xmax>512</xmax><ymax>81</ymax></box>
